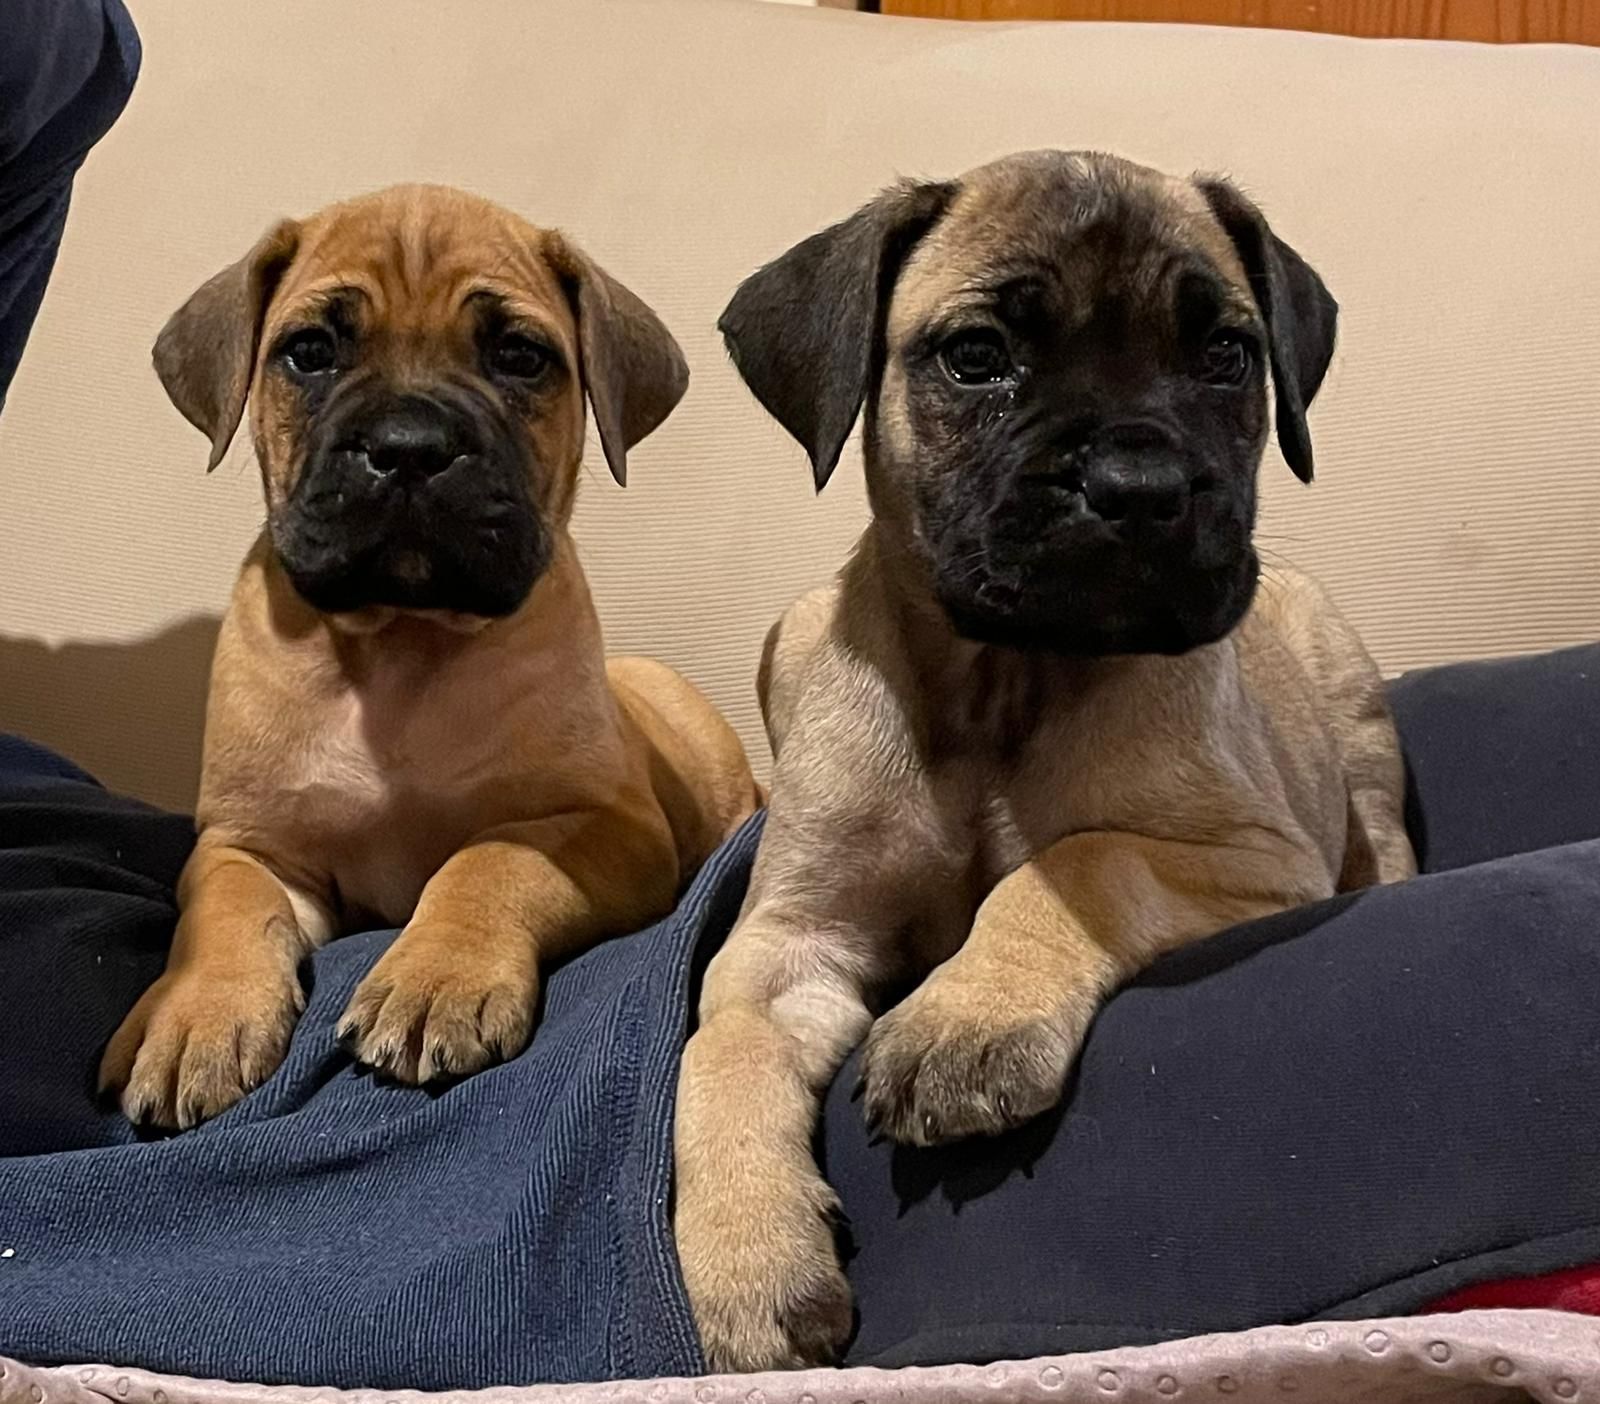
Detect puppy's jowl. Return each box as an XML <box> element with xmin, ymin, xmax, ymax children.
<box><xmin>101</xmin><ymin>185</ymin><xmax>759</xmax><ymax>1130</ymax></box>
<box><xmin>674</xmin><ymin>151</ymin><xmax>1416</xmax><ymax>1371</ymax></box>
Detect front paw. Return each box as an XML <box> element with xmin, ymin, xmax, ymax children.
<box><xmin>860</xmin><ymin>982</ymin><xmax>1086</xmax><ymax>1147</ymax></box>
<box><xmin>98</xmin><ymin>969</ymin><xmax>303</xmax><ymax>1130</ymax></box>
<box><xmin>675</xmin><ymin>1161</ymin><xmax>853</xmax><ymax>1373</ymax></box>
<box><xmin>337</xmin><ymin>924</ymin><xmax>538</xmax><ymax>1084</ymax></box>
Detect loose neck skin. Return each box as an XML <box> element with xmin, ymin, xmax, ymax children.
<box><xmin>840</xmin><ymin>518</ymin><xmax>1201</xmax><ymax>763</ymax></box>
<box><xmin>851</xmin><ymin>517</ymin><xmax>1108</xmax><ymax>679</ymax></box>
<box><xmin>249</xmin><ymin>527</ymin><xmax>606</xmax><ymax>694</ymax></box>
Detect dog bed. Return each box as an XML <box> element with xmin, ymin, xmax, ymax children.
<box><xmin>5</xmin><ymin>1310</ymin><xmax>1599</xmax><ymax>1404</ymax></box>
<box><xmin>0</xmin><ymin>646</ymin><xmax>1597</xmax><ymax>1390</ymax></box>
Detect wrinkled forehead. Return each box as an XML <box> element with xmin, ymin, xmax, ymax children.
<box><xmin>266</xmin><ymin>191</ymin><xmax>574</xmax><ymax>350</ymax></box>
<box><xmin>887</xmin><ymin>156</ymin><xmax>1254</xmax><ymax>343</ymax></box>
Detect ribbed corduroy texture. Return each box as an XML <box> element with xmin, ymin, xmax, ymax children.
<box><xmin>0</xmin><ymin>742</ymin><xmax>753</xmax><ymax>1388</ymax></box>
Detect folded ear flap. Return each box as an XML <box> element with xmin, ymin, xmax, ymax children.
<box><xmin>545</xmin><ymin>234</ymin><xmax>689</xmax><ymax>487</ymax></box>
<box><xmin>152</xmin><ymin>219</ymin><xmax>300</xmax><ymax>472</ymax></box>
<box><xmin>1196</xmin><ymin>178</ymin><xmax>1337</xmax><ymax>484</ymax></box>
<box><xmin>718</xmin><ymin>179</ymin><xmax>956</xmax><ymax>491</ymax></box>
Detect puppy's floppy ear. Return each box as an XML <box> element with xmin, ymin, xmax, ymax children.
<box><xmin>1196</xmin><ymin>178</ymin><xmax>1336</xmax><ymax>484</ymax></box>
<box><xmin>545</xmin><ymin>234</ymin><xmax>689</xmax><ymax>487</ymax></box>
<box><xmin>153</xmin><ymin>219</ymin><xmax>300</xmax><ymax>472</ymax></box>
<box><xmin>718</xmin><ymin>179</ymin><xmax>956</xmax><ymax>491</ymax></box>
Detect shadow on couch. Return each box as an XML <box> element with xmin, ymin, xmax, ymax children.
<box><xmin>0</xmin><ymin>614</ymin><xmax>219</xmax><ymax>810</ymax></box>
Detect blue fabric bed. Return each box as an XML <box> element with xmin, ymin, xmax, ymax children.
<box><xmin>0</xmin><ymin>732</ymin><xmax>730</xmax><ymax>1386</ymax></box>
<box><xmin>0</xmin><ymin>646</ymin><xmax>1596</xmax><ymax>1387</ymax></box>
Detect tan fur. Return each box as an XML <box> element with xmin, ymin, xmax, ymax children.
<box><xmin>674</xmin><ymin>158</ymin><xmax>1416</xmax><ymax>1371</ymax></box>
<box><xmin>100</xmin><ymin>186</ymin><xmax>759</xmax><ymax>1129</ymax></box>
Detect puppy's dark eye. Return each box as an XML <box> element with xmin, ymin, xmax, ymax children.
<box><xmin>281</xmin><ymin>329</ymin><xmax>337</xmax><ymax>376</ymax></box>
<box><xmin>489</xmin><ymin>333</ymin><xmax>553</xmax><ymax>381</ymax></box>
<box><xmin>940</xmin><ymin>331</ymin><xmax>1014</xmax><ymax>386</ymax></box>
<box><xmin>1202</xmin><ymin>330</ymin><xmax>1253</xmax><ymax>387</ymax></box>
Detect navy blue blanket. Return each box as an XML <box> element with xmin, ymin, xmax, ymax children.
<box><xmin>0</xmin><ymin>732</ymin><xmax>727</xmax><ymax>1387</ymax></box>
<box><xmin>1</xmin><ymin>644</ymin><xmax>1597</xmax><ymax>1385</ymax></box>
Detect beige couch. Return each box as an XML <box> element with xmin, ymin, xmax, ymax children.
<box><xmin>1</xmin><ymin>0</ymin><xmax>1596</xmax><ymax>816</ymax></box>
<box><xmin>2</xmin><ymin>6</ymin><xmax>1599</xmax><ymax>1397</ymax></box>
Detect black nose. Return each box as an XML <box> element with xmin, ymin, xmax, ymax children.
<box><xmin>1080</xmin><ymin>460</ymin><xmax>1191</xmax><ymax>524</ymax></box>
<box><xmin>345</xmin><ymin>401</ymin><xmax>470</xmax><ymax>480</ymax></box>
<box><xmin>1066</xmin><ymin>421</ymin><xmax>1191</xmax><ymax>525</ymax></box>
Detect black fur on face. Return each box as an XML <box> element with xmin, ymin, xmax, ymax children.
<box><xmin>264</xmin><ymin>293</ymin><xmax>551</xmax><ymax>618</ymax></box>
<box><xmin>718</xmin><ymin>150</ymin><xmax>1337</xmax><ymax>659</ymax></box>
<box><xmin>882</xmin><ymin>218</ymin><xmax>1271</xmax><ymax>656</ymax></box>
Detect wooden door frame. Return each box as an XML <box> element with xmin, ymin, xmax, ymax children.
<box><xmin>850</xmin><ymin>0</ymin><xmax>1598</xmax><ymax>43</ymax></box>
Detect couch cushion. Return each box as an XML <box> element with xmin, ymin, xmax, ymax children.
<box><xmin>1392</xmin><ymin>641</ymin><xmax>1600</xmax><ymax>874</ymax></box>
<box><xmin>826</xmin><ymin>834</ymin><xmax>1600</xmax><ymax>1367</ymax></box>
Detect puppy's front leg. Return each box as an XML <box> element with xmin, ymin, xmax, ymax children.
<box><xmin>339</xmin><ymin>808</ymin><xmax>674</xmax><ymax>1083</ymax></box>
<box><xmin>675</xmin><ymin>900</ymin><xmax>893</xmax><ymax>1372</ymax></box>
<box><xmin>862</xmin><ymin>833</ymin><xmax>1328</xmax><ymax>1145</ymax></box>
<box><xmin>100</xmin><ymin>840</ymin><xmax>329</xmax><ymax>1129</ymax></box>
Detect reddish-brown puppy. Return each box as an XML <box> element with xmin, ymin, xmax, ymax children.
<box><xmin>101</xmin><ymin>185</ymin><xmax>759</xmax><ymax>1129</ymax></box>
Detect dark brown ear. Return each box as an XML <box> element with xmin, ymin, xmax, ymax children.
<box><xmin>1196</xmin><ymin>178</ymin><xmax>1337</xmax><ymax>484</ymax></box>
<box><xmin>152</xmin><ymin>219</ymin><xmax>300</xmax><ymax>472</ymax></box>
<box><xmin>717</xmin><ymin>179</ymin><xmax>956</xmax><ymax>491</ymax></box>
<box><xmin>545</xmin><ymin>235</ymin><xmax>688</xmax><ymax>487</ymax></box>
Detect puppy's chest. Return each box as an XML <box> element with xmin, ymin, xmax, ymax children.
<box><xmin>237</xmin><ymin>678</ymin><xmax>536</xmax><ymax>922</ymax></box>
<box><xmin>279</xmin><ymin>699</ymin><xmax>428</xmax><ymax>827</ymax></box>
<box><xmin>290</xmin><ymin>702</ymin><xmax>470</xmax><ymax>850</ymax></box>
<box><xmin>892</xmin><ymin>757</ymin><xmax>1048</xmax><ymax>957</ymax></box>
<box><xmin>904</xmin><ymin>663</ymin><xmax>1259</xmax><ymax>947</ymax></box>
<box><xmin>939</xmin><ymin>770</ymin><xmax>1059</xmax><ymax>893</ymax></box>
